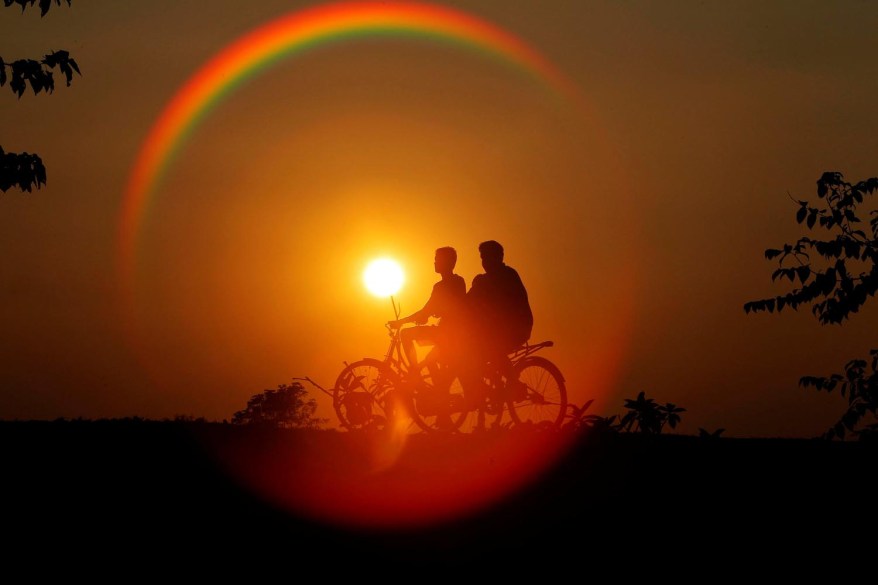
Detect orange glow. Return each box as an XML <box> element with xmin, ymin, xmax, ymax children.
<box><xmin>117</xmin><ymin>0</ymin><xmax>586</xmax><ymax>311</ymax></box>
<box><xmin>113</xmin><ymin>0</ymin><xmax>642</xmax><ymax>532</ymax></box>
<box><xmin>208</xmin><ymin>428</ymin><xmax>576</xmax><ymax>530</ymax></box>
<box><xmin>363</xmin><ymin>258</ymin><xmax>404</xmax><ymax>297</ymax></box>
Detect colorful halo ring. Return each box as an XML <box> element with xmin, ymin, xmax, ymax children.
<box><xmin>118</xmin><ymin>0</ymin><xmax>628</xmax><ymax>530</ymax></box>
<box><xmin>119</xmin><ymin>0</ymin><xmax>585</xmax><ymax>296</ymax></box>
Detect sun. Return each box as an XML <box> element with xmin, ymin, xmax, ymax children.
<box><xmin>363</xmin><ymin>258</ymin><xmax>404</xmax><ymax>297</ymax></box>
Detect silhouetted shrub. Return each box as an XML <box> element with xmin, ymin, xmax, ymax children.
<box><xmin>618</xmin><ymin>392</ymin><xmax>686</xmax><ymax>434</ymax></box>
<box><xmin>565</xmin><ymin>393</ymin><xmax>687</xmax><ymax>435</ymax></box>
<box><xmin>232</xmin><ymin>381</ymin><xmax>327</xmax><ymax>429</ymax></box>
<box><xmin>800</xmin><ymin>350</ymin><xmax>878</xmax><ymax>440</ymax></box>
<box><xmin>698</xmin><ymin>427</ymin><xmax>725</xmax><ymax>439</ymax></box>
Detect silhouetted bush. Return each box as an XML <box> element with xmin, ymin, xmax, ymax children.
<box><xmin>800</xmin><ymin>350</ymin><xmax>878</xmax><ymax>440</ymax></box>
<box><xmin>232</xmin><ymin>381</ymin><xmax>327</xmax><ymax>429</ymax></box>
<box><xmin>565</xmin><ymin>393</ymin><xmax>686</xmax><ymax>435</ymax></box>
<box><xmin>698</xmin><ymin>427</ymin><xmax>725</xmax><ymax>439</ymax></box>
<box><xmin>618</xmin><ymin>391</ymin><xmax>685</xmax><ymax>434</ymax></box>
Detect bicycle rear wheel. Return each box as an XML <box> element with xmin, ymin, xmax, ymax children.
<box><xmin>333</xmin><ymin>358</ymin><xmax>397</xmax><ymax>431</ymax></box>
<box><xmin>507</xmin><ymin>356</ymin><xmax>567</xmax><ymax>429</ymax></box>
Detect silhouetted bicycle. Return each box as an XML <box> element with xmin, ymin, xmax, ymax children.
<box><xmin>331</xmin><ymin>318</ymin><xmax>567</xmax><ymax>433</ymax></box>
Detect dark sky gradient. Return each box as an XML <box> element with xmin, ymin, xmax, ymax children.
<box><xmin>2</xmin><ymin>1</ymin><xmax>877</xmax><ymax>437</ymax></box>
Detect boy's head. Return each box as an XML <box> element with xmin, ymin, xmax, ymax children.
<box><xmin>434</xmin><ymin>246</ymin><xmax>457</xmax><ymax>274</ymax></box>
<box><xmin>478</xmin><ymin>240</ymin><xmax>504</xmax><ymax>271</ymax></box>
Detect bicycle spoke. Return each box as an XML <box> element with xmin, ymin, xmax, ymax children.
<box><xmin>333</xmin><ymin>359</ymin><xmax>397</xmax><ymax>431</ymax></box>
<box><xmin>507</xmin><ymin>357</ymin><xmax>567</xmax><ymax>429</ymax></box>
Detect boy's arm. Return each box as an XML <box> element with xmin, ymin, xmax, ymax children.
<box><xmin>388</xmin><ymin>288</ymin><xmax>434</xmax><ymax>328</ymax></box>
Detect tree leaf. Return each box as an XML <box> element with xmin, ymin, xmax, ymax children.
<box><xmin>796</xmin><ymin>266</ymin><xmax>811</xmax><ymax>283</ymax></box>
<box><xmin>797</xmin><ymin>206</ymin><xmax>807</xmax><ymax>224</ymax></box>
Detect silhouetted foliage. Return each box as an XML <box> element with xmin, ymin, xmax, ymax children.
<box><xmin>563</xmin><ymin>408</ymin><xmax>622</xmax><ymax>435</ymax></box>
<box><xmin>618</xmin><ymin>391</ymin><xmax>686</xmax><ymax>434</ymax></box>
<box><xmin>590</xmin><ymin>414</ymin><xmax>619</xmax><ymax>430</ymax></box>
<box><xmin>856</xmin><ymin>422</ymin><xmax>878</xmax><ymax>443</ymax></box>
<box><xmin>232</xmin><ymin>381</ymin><xmax>327</xmax><ymax>429</ymax></box>
<box><xmin>561</xmin><ymin>399</ymin><xmax>595</xmax><ymax>430</ymax></box>
<box><xmin>698</xmin><ymin>427</ymin><xmax>725</xmax><ymax>439</ymax></box>
<box><xmin>1</xmin><ymin>49</ymin><xmax>80</xmax><ymax>98</ymax></box>
<box><xmin>746</xmin><ymin>172</ymin><xmax>878</xmax><ymax>438</ymax></box>
<box><xmin>0</xmin><ymin>146</ymin><xmax>46</xmax><ymax>192</ymax></box>
<box><xmin>170</xmin><ymin>414</ymin><xmax>208</xmax><ymax>424</ymax></box>
<box><xmin>564</xmin><ymin>394</ymin><xmax>687</xmax><ymax>435</ymax></box>
<box><xmin>5</xmin><ymin>0</ymin><xmax>70</xmax><ymax>16</ymax></box>
<box><xmin>800</xmin><ymin>350</ymin><xmax>878</xmax><ymax>440</ymax></box>
<box><xmin>1</xmin><ymin>0</ymin><xmax>79</xmax><ymax>193</ymax></box>
<box><xmin>744</xmin><ymin>172</ymin><xmax>878</xmax><ymax>324</ymax></box>
<box><xmin>576</xmin><ymin>414</ymin><xmax>619</xmax><ymax>434</ymax></box>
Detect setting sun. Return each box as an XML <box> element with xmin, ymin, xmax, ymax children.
<box><xmin>363</xmin><ymin>258</ymin><xmax>404</xmax><ymax>297</ymax></box>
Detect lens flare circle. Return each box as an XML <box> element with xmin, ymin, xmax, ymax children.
<box><xmin>119</xmin><ymin>0</ymin><xmax>640</xmax><ymax>533</ymax></box>
<box><xmin>363</xmin><ymin>258</ymin><xmax>404</xmax><ymax>297</ymax></box>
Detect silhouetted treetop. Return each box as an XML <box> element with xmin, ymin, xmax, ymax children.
<box><xmin>745</xmin><ymin>172</ymin><xmax>878</xmax><ymax>325</ymax></box>
<box><xmin>232</xmin><ymin>381</ymin><xmax>327</xmax><ymax>430</ymax></box>
<box><xmin>4</xmin><ymin>0</ymin><xmax>70</xmax><ymax>16</ymax></box>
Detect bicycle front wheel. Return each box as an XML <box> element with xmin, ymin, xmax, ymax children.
<box><xmin>507</xmin><ymin>356</ymin><xmax>567</xmax><ymax>429</ymax></box>
<box><xmin>333</xmin><ymin>358</ymin><xmax>397</xmax><ymax>431</ymax></box>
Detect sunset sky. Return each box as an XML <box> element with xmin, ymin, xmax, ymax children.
<box><xmin>2</xmin><ymin>0</ymin><xmax>877</xmax><ymax>438</ymax></box>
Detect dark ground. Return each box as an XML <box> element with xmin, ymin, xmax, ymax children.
<box><xmin>2</xmin><ymin>420</ymin><xmax>875</xmax><ymax>573</ymax></box>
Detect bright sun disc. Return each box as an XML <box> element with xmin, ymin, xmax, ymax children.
<box><xmin>363</xmin><ymin>258</ymin><xmax>404</xmax><ymax>297</ymax></box>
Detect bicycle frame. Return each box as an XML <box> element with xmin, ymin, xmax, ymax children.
<box><xmin>389</xmin><ymin>326</ymin><xmax>554</xmax><ymax>381</ymax></box>
<box><xmin>381</xmin><ymin>324</ymin><xmax>412</xmax><ymax>376</ymax></box>
<box><xmin>381</xmin><ymin>296</ymin><xmax>418</xmax><ymax>376</ymax></box>
<box><xmin>383</xmin><ymin>290</ymin><xmax>553</xmax><ymax>380</ymax></box>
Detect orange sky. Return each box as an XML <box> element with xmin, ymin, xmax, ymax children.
<box><xmin>2</xmin><ymin>1</ymin><xmax>877</xmax><ymax>437</ymax></box>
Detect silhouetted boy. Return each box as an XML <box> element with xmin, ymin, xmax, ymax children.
<box><xmin>461</xmin><ymin>240</ymin><xmax>533</xmax><ymax>409</ymax></box>
<box><xmin>388</xmin><ymin>246</ymin><xmax>466</xmax><ymax>383</ymax></box>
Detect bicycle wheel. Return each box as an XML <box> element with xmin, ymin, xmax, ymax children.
<box><xmin>506</xmin><ymin>356</ymin><xmax>567</xmax><ymax>429</ymax></box>
<box><xmin>333</xmin><ymin>358</ymin><xmax>397</xmax><ymax>431</ymax></box>
<box><xmin>407</xmin><ymin>371</ymin><xmax>469</xmax><ymax>433</ymax></box>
